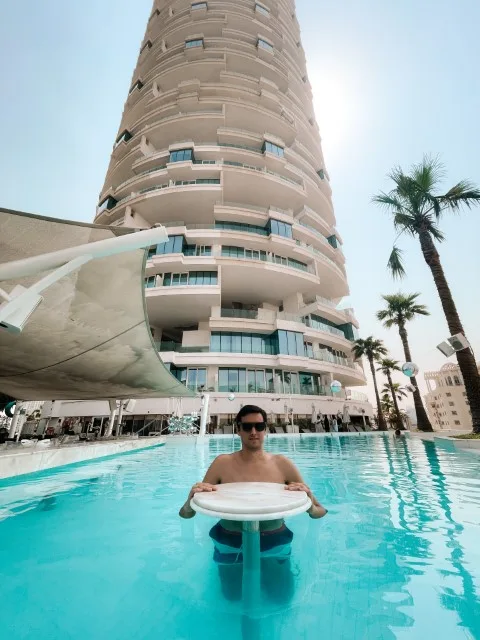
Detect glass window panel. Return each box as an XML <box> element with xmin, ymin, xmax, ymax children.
<box><xmin>295</xmin><ymin>332</ymin><xmax>304</xmax><ymax>356</ymax></box>
<box><xmin>232</xmin><ymin>334</ymin><xmax>242</xmax><ymax>352</ymax></box>
<box><xmin>228</xmin><ymin>369</ymin><xmax>239</xmax><ymax>391</ymax></box>
<box><xmin>287</xmin><ymin>331</ymin><xmax>297</xmax><ymax>355</ymax></box>
<box><xmin>221</xmin><ymin>333</ymin><xmax>232</xmax><ymax>352</ymax></box>
<box><xmin>238</xmin><ymin>369</ymin><xmax>246</xmax><ymax>392</ymax></box>
<box><xmin>291</xmin><ymin>373</ymin><xmax>299</xmax><ymax>394</ymax></box>
<box><xmin>252</xmin><ymin>335</ymin><xmax>263</xmax><ymax>354</ymax></box>
<box><xmin>283</xmin><ymin>371</ymin><xmax>291</xmax><ymax>394</ymax></box>
<box><xmin>247</xmin><ymin>370</ymin><xmax>256</xmax><ymax>392</ymax></box>
<box><xmin>242</xmin><ymin>334</ymin><xmax>252</xmax><ymax>353</ymax></box>
<box><xmin>211</xmin><ymin>333</ymin><xmax>221</xmax><ymax>351</ymax></box>
<box><xmin>274</xmin><ymin>370</ymin><xmax>283</xmax><ymax>393</ymax></box>
<box><xmin>218</xmin><ymin>368</ymin><xmax>228</xmax><ymax>391</ymax></box>
<box><xmin>277</xmin><ymin>330</ymin><xmax>288</xmax><ymax>355</ymax></box>
<box><xmin>197</xmin><ymin>368</ymin><xmax>207</xmax><ymax>389</ymax></box>
<box><xmin>255</xmin><ymin>370</ymin><xmax>265</xmax><ymax>392</ymax></box>
<box><xmin>266</xmin><ymin>369</ymin><xmax>274</xmax><ymax>393</ymax></box>
<box><xmin>187</xmin><ymin>369</ymin><xmax>197</xmax><ymax>389</ymax></box>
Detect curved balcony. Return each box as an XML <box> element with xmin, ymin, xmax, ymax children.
<box><xmin>207</xmin><ymin>309</ymin><xmax>355</xmax><ymax>355</ymax></box>
<box><xmin>145</xmin><ymin>280</ymin><xmax>221</xmax><ymax>327</ymax></box>
<box><xmin>160</xmin><ymin>351</ymin><xmax>366</xmax><ymax>388</ymax></box>
<box><xmin>96</xmin><ymin>179</ymin><xmax>222</xmax><ymax>225</ymax></box>
<box><xmin>217</xmin><ymin>255</ymin><xmax>318</xmax><ymax>304</ymax></box>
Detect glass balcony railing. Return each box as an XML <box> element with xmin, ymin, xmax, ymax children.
<box><xmin>304</xmin><ymin>317</ymin><xmax>346</xmax><ymax>338</ymax></box>
<box><xmin>156</xmin><ymin>342</ymin><xmax>210</xmax><ymax>353</ymax></box>
<box><xmin>220</xmin><ymin>309</ymin><xmax>259</xmax><ymax>319</ymax></box>
<box><xmin>116</xmin><ymin>179</ymin><xmax>221</xmax><ymax>205</ymax></box>
<box><xmin>311</xmin><ymin>351</ymin><xmax>355</xmax><ymax>369</ymax></box>
<box><xmin>217</xmin><ymin>384</ymin><xmax>329</xmax><ymax>396</ymax></box>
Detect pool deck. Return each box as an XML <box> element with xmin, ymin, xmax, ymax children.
<box><xmin>0</xmin><ymin>437</ymin><xmax>166</xmax><ymax>481</ymax></box>
<box><xmin>411</xmin><ymin>430</ymin><xmax>480</xmax><ymax>454</ymax></box>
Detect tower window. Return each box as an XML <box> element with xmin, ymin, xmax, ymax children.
<box><xmin>114</xmin><ymin>130</ymin><xmax>132</xmax><ymax>148</ymax></box>
<box><xmin>317</xmin><ymin>169</ymin><xmax>325</xmax><ymax>179</ymax></box>
<box><xmin>192</xmin><ymin>2</ymin><xmax>207</xmax><ymax>8</ymax></box>
<box><xmin>97</xmin><ymin>196</ymin><xmax>117</xmax><ymax>214</ymax></box>
<box><xmin>185</xmin><ymin>38</ymin><xmax>204</xmax><ymax>49</ymax></box>
<box><xmin>255</xmin><ymin>3</ymin><xmax>270</xmax><ymax>17</ymax></box>
<box><xmin>140</xmin><ymin>40</ymin><xmax>152</xmax><ymax>54</ymax></box>
<box><xmin>263</xmin><ymin>141</ymin><xmax>284</xmax><ymax>157</ymax></box>
<box><xmin>257</xmin><ymin>38</ymin><xmax>274</xmax><ymax>53</ymax></box>
<box><xmin>170</xmin><ymin>148</ymin><xmax>194</xmax><ymax>163</ymax></box>
<box><xmin>129</xmin><ymin>80</ymin><xmax>144</xmax><ymax>95</ymax></box>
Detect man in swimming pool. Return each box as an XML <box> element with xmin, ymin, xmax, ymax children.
<box><xmin>179</xmin><ymin>404</ymin><xmax>327</xmax><ymax>601</ymax></box>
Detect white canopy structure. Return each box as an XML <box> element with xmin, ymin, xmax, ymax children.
<box><xmin>0</xmin><ymin>208</ymin><xmax>193</xmax><ymax>401</ymax></box>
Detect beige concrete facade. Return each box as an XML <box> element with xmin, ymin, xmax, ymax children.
<box><xmin>54</xmin><ymin>0</ymin><xmax>372</xmax><ymax>428</ymax></box>
<box><xmin>424</xmin><ymin>363</ymin><xmax>478</xmax><ymax>431</ymax></box>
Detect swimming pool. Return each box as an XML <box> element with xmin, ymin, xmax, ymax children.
<box><xmin>0</xmin><ymin>435</ymin><xmax>479</xmax><ymax>639</ymax></box>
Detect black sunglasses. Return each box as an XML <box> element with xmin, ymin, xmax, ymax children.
<box><xmin>238</xmin><ymin>422</ymin><xmax>266</xmax><ymax>432</ymax></box>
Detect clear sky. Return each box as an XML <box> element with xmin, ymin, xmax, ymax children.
<box><xmin>1</xmin><ymin>0</ymin><xmax>479</xmax><ymax>406</ymax></box>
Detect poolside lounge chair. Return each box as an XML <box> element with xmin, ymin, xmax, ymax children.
<box><xmin>274</xmin><ymin>426</ymin><xmax>285</xmax><ymax>434</ymax></box>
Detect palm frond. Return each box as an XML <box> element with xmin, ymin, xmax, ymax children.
<box><xmin>428</xmin><ymin>223</ymin><xmax>445</xmax><ymax>243</ymax></box>
<box><xmin>387</xmin><ymin>246</ymin><xmax>406</xmax><ymax>279</ymax></box>
<box><xmin>439</xmin><ymin>180</ymin><xmax>480</xmax><ymax>211</ymax></box>
<box><xmin>411</xmin><ymin>155</ymin><xmax>445</xmax><ymax>192</ymax></box>
<box><xmin>393</xmin><ymin>212</ymin><xmax>417</xmax><ymax>235</ymax></box>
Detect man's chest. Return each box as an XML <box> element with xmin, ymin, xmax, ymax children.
<box><xmin>219</xmin><ymin>460</ymin><xmax>285</xmax><ymax>484</ymax></box>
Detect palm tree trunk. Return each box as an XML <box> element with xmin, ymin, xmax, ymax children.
<box><xmin>419</xmin><ymin>230</ymin><xmax>480</xmax><ymax>434</ymax></box>
<box><xmin>369</xmin><ymin>356</ymin><xmax>387</xmax><ymax>430</ymax></box>
<box><xmin>387</xmin><ymin>370</ymin><xmax>404</xmax><ymax>430</ymax></box>
<box><xmin>398</xmin><ymin>321</ymin><xmax>433</xmax><ymax>432</ymax></box>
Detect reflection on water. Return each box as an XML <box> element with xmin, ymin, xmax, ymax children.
<box><xmin>0</xmin><ymin>436</ymin><xmax>478</xmax><ymax>640</ymax></box>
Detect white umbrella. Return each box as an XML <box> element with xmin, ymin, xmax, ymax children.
<box><xmin>311</xmin><ymin>406</ymin><xmax>317</xmax><ymax>424</ymax></box>
<box><xmin>343</xmin><ymin>405</ymin><xmax>351</xmax><ymax>425</ymax></box>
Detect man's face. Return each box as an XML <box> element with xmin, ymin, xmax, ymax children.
<box><xmin>237</xmin><ymin>412</ymin><xmax>266</xmax><ymax>450</ymax></box>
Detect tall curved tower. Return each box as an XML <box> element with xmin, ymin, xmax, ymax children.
<box><xmin>95</xmin><ymin>0</ymin><xmax>369</xmax><ymax>427</ymax></box>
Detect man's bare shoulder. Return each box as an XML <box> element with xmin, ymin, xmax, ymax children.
<box><xmin>212</xmin><ymin>452</ymin><xmax>236</xmax><ymax>466</ymax></box>
<box><xmin>273</xmin><ymin>453</ymin><xmax>295</xmax><ymax>466</ymax></box>
<box><xmin>273</xmin><ymin>454</ymin><xmax>303</xmax><ymax>482</ymax></box>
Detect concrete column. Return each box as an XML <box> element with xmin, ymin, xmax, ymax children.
<box><xmin>199</xmin><ymin>393</ymin><xmax>210</xmax><ymax>437</ymax></box>
<box><xmin>8</xmin><ymin>402</ymin><xmax>22</xmax><ymax>438</ymax></box>
<box><xmin>105</xmin><ymin>401</ymin><xmax>117</xmax><ymax>437</ymax></box>
<box><xmin>116</xmin><ymin>402</ymin><xmax>124</xmax><ymax>437</ymax></box>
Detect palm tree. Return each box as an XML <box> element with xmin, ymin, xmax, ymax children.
<box><xmin>352</xmin><ymin>337</ymin><xmax>388</xmax><ymax>431</ymax></box>
<box><xmin>377</xmin><ymin>359</ymin><xmax>404</xmax><ymax>430</ymax></box>
<box><xmin>377</xmin><ymin>293</ymin><xmax>433</xmax><ymax>431</ymax></box>
<box><xmin>374</xmin><ymin>156</ymin><xmax>480</xmax><ymax>434</ymax></box>
<box><xmin>382</xmin><ymin>382</ymin><xmax>408</xmax><ymax>403</ymax></box>
<box><xmin>380</xmin><ymin>394</ymin><xmax>394</xmax><ymax>426</ymax></box>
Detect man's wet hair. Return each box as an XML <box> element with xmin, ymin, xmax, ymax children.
<box><xmin>235</xmin><ymin>405</ymin><xmax>267</xmax><ymax>425</ymax></box>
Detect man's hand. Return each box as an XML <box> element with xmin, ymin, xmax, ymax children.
<box><xmin>285</xmin><ymin>482</ymin><xmax>328</xmax><ymax>519</ymax></box>
<box><xmin>179</xmin><ymin>482</ymin><xmax>217</xmax><ymax>519</ymax></box>
<box><xmin>188</xmin><ymin>482</ymin><xmax>217</xmax><ymax>500</ymax></box>
<box><xmin>285</xmin><ymin>481</ymin><xmax>313</xmax><ymax>499</ymax></box>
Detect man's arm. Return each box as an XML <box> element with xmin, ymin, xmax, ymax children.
<box><xmin>178</xmin><ymin>455</ymin><xmax>224</xmax><ymax>519</ymax></box>
<box><xmin>278</xmin><ymin>455</ymin><xmax>328</xmax><ymax>519</ymax></box>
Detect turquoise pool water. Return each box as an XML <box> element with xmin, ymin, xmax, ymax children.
<box><xmin>0</xmin><ymin>435</ymin><xmax>479</xmax><ymax>639</ymax></box>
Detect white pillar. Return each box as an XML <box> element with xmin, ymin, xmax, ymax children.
<box><xmin>105</xmin><ymin>402</ymin><xmax>117</xmax><ymax>437</ymax></box>
<box><xmin>116</xmin><ymin>402</ymin><xmax>124</xmax><ymax>437</ymax></box>
<box><xmin>199</xmin><ymin>393</ymin><xmax>210</xmax><ymax>437</ymax></box>
<box><xmin>242</xmin><ymin>521</ymin><xmax>261</xmax><ymax>638</ymax></box>
<box><xmin>8</xmin><ymin>402</ymin><xmax>23</xmax><ymax>438</ymax></box>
